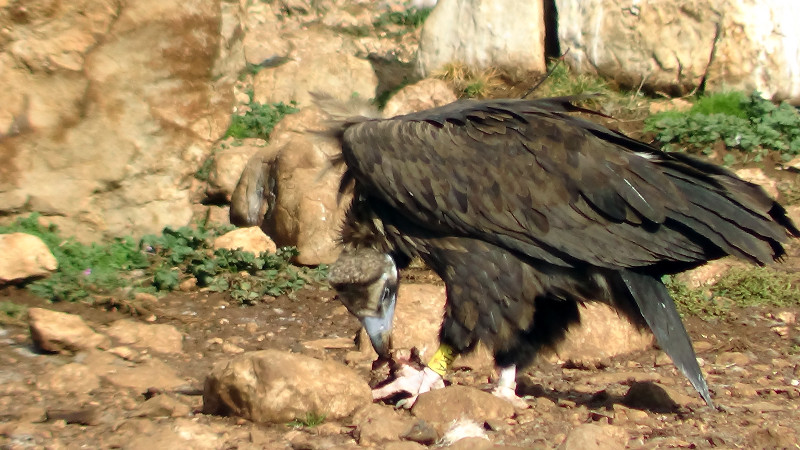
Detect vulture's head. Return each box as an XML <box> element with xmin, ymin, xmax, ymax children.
<box><xmin>328</xmin><ymin>247</ymin><xmax>398</xmax><ymax>358</ymax></box>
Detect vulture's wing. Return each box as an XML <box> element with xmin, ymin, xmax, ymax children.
<box><xmin>341</xmin><ymin>98</ymin><xmax>794</xmax><ymax>269</ymax></box>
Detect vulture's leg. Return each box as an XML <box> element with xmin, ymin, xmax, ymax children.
<box><xmin>372</xmin><ymin>344</ymin><xmax>453</xmax><ymax>407</ymax></box>
<box><xmin>490</xmin><ymin>364</ymin><xmax>529</xmax><ymax>409</ymax></box>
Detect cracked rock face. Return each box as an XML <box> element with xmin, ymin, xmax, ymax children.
<box><xmin>556</xmin><ymin>0</ymin><xmax>800</xmax><ymax>103</ymax></box>
<box><xmin>0</xmin><ymin>0</ymin><xmax>244</xmax><ymax>242</ymax></box>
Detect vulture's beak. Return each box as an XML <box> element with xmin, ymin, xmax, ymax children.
<box><xmin>361</xmin><ymin>285</ymin><xmax>397</xmax><ymax>358</ymax></box>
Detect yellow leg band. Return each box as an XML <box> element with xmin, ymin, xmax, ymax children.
<box><xmin>427</xmin><ymin>344</ymin><xmax>456</xmax><ymax>377</ymax></box>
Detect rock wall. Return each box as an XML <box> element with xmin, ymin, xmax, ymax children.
<box><xmin>556</xmin><ymin>0</ymin><xmax>800</xmax><ymax>103</ymax></box>
<box><xmin>2</xmin><ymin>0</ymin><xmax>799</xmax><ymax>244</ymax></box>
<box><xmin>0</xmin><ymin>0</ymin><xmax>244</xmax><ymax>241</ymax></box>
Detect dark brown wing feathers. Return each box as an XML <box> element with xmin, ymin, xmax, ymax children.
<box><xmin>341</xmin><ymin>98</ymin><xmax>796</xmax><ymax>269</ymax></box>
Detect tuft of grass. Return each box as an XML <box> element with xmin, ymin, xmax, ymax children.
<box><xmin>711</xmin><ymin>266</ymin><xmax>799</xmax><ymax>307</ymax></box>
<box><xmin>533</xmin><ymin>60</ymin><xmax>612</xmax><ymax>98</ymax></box>
<box><xmin>287</xmin><ymin>412</ymin><xmax>326</xmax><ymax>429</ymax></box>
<box><xmin>433</xmin><ymin>63</ymin><xmax>505</xmax><ymax>99</ymax></box>
<box><xmin>645</xmin><ymin>91</ymin><xmax>800</xmax><ymax>162</ymax></box>
<box><xmin>0</xmin><ymin>214</ymin><xmax>326</xmax><ymax>306</ymax></box>
<box><xmin>225</xmin><ymin>101</ymin><xmax>298</xmax><ymax>140</ymax></box>
<box><xmin>665</xmin><ymin>266</ymin><xmax>799</xmax><ymax>319</ymax></box>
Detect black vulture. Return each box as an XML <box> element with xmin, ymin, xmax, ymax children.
<box><xmin>320</xmin><ymin>95</ymin><xmax>799</xmax><ymax>408</ymax></box>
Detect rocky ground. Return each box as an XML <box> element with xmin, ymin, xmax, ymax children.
<box><xmin>1</xmin><ymin>259</ymin><xmax>799</xmax><ymax>449</ymax></box>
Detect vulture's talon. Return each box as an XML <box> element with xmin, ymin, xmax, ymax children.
<box><xmin>372</xmin><ymin>366</ymin><xmax>444</xmax><ymax>408</ymax></box>
<box><xmin>490</xmin><ymin>385</ymin><xmax>530</xmax><ymax>409</ymax></box>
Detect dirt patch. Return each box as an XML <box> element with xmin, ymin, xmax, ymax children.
<box><xmin>1</xmin><ymin>264</ymin><xmax>799</xmax><ymax>448</ymax></box>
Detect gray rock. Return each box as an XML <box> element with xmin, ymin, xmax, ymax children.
<box><xmin>203</xmin><ymin>349</ymin><xmax>371</xmax><ymax>423</ymax></box>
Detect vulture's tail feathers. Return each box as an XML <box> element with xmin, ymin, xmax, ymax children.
<box><xmin>619</xmin><ymin>270</ymin><xmax>714</xmax><ymax>407</ymax></box>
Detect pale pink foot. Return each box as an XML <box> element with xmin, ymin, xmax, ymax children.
<box><xmin>491</xmin><ymin>365</ymin><xmax>530</xmax><ymax>409</ymax></box>
<box><xmin>372</xmin><ymin>366</ymin><xmax>444</xmax><ymax>408</ymax></box>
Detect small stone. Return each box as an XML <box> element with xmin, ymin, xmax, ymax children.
<box><xmin>0</xmin><ymin>233</ymin><xmax>58</xmax><ymax>283</ymax></box>
<box><xmin>561</xmin><ymin>423</ymin><xmax>629</xmax><ymax>450</ymax></box>
<box><xmin>774</xmin><ymin>311</ymin><xmax>796</xmax><ymax>324</ymax></box>
<box><xmin>353</xmin><ymin>403</ymin><xmax>415</xmax><ymax>446</ymax></box>
<box><xmin>622</xmin><ymin>382</ymin><xmax>681</xmax><ymax>413</ymax></box>
<box><xmin>212</xmin><ymin>227</ymin><xmax>277</xmax><ymax>255</ymax></box>
<box><xmin>133</xmin><ymin>292</ymin><xmax>158</xmax><ymax>304</ymax></box>
<box><xmin>134</xmin><ymin>395</ymin><xmax>192</xmax><ymax>418</ymax></box>
<box><xmin>36</xmin><ymin>363</ymin><xmax>100</xmax><ymax>395</ymax></box>
<box><xmin>28</xmin><ymin>308</ymin><xmax>111</xmax><ymax>353</ymax></box>
<box><xmin>108</xmin><ymin>346</ymin><xmax>138</xmax><ymax>361</ymax></box>
<box><xmin>401</xmin><ymin>419</ymin><xmax>439</xmax><ymax>446</ymax></box>
<box><xmin>716</xmin><ymin>352</ymin><xmax>753</xmax><ymax>366</ymax></box>
<box><xmin>105</xmin><ymin>320</ymin><xmax>184</xmax><ymax>354</ymax></box>
<box><xmin>412</xmin><ymin>386</ymin><xmax>514</xmax><ymax>433</ymax></box>
<box><xmin>728</xmin><ymin>382</ymin><xmax>758</xmax><ymax>398</ymax></box>
<box><xmin>179</xmin><ymin>278</ymin><xmax>197</xmax><ymax>291</ymax></box>
<box><xmin>221</xmin><ymin>342</ymin><xmax>245</xmax><ymax>354</ymax></box>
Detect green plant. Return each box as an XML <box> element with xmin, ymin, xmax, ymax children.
<box><xmin>374</xmin><ymin>7</ymin><xmax>432</xmax><ymax>30</ymax></box>
<box><xmin>645</xmin><ymin>91</ymin><xmax>800</xmax><ymax>161</ymax></box>
<box><xmin>0</xmin><ymin>215</ymin><xmax>150</xmax><ymax>302</ymax></box>
<box><xmin>225</xmin><ymin>101</ymin><xmax>298</xmax><ymax>140</ymax></box>
<box><xmin>534</xmin><ymin>60</ymin><xmax>611</xmax><ymax>98</ymax></box>
<box><xmin>195</xmin><ymin>153</ymin><xmax>216</xmax><ymax>181</ymax></box>
<box><xmin>0</xmin><ymin>301</ymin><xmax>27</xmax><ymax>324</ymax></box>
<box><xmin>664</xmin><ymin>266</ymin><xmax>799</xmax><ymax>319</ymax></box>
<box><xmin>287</xmin><ymin>412</ymin><xmax>326</xmax><ymax>428</ymax></box>
<box><xmin>712</xmin><ymin>266</ymin><xmax>799</xmax><ymax>307</ymax></box>
<box><xmin>1</xmin><ymin>215</ymin><xmax>321</xmax><ymax>305</ymax></box>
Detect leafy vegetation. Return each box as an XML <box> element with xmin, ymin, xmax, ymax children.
<box><xmin>225</xmin><ymin>101</ymin><xmax>299</xmax><ymax>140</ymax></box>
<box><xmin>373</xmin><ymin>6</ymin><xmax>432</xmax><ymax>30</ymax></box>
<box><xmin>645</xmin><ymin>91</ymin><xmax>800</xmax><ymax>162</ymax></box>
<box><xmin>0</xmin><ymin>300</ymin><xmax>27</xmax><ymax>325</ymax></box>
<box><xmin>0</xmin><ymin>214</ymin><xmax>327</xmax><ymax>306</ymax></box>
<box><xmin>664</xmin><ymin>266</ymin><xmax>799</xmax><ymax>319</ymax></box>
<box><xmin>287</xmin><ymin>412</ymin><xmax>326</xmax><ymax>429</ymax></box>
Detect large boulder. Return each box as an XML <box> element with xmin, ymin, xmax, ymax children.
<box><xmin>203</xmin><ymin>349</ymin><xmax>371</xmax><ymax>423</ymax></box>
<box><xmin>415</xmin><ymin>0</ymin><xmax>546</xmax><ymax>79</ymax></box>
<box><xmin>556</xmin><ymin>0</ymin><xmax>800</xmax><ymax>103</ymax></box>
<box><xmin>0</xmin><ymin>0</ymin><xmax>246</xmax><ymax>241</ymax></box>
